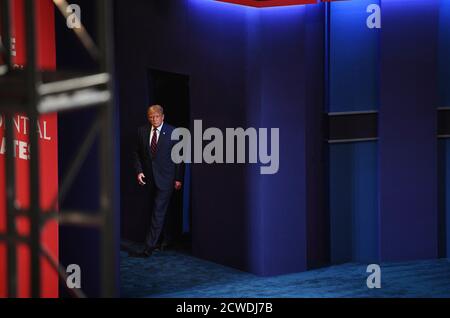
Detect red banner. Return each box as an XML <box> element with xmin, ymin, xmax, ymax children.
<box><xmin>0</xmin><ymin>0</ymin><xmax>58</xmax><ymax>298</ymax></box>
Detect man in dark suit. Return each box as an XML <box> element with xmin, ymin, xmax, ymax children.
<box><xmin>131</xmin><ymin>104</ymin><xmax>183</xmax><ymax>257</ymax></box>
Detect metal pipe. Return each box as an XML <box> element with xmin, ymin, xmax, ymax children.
<box><xmin>5</xmin><ymin>115</ymin><xmax>17</xmax><ymax>297</ymax></box>
<box><xmin>24</xmin><ymin>0</ymin><xmax>41</xmax><ymax>298</ymax></box>
<box><xmin>97</xmin><ymin>0</ymin><xmax>117</xmax><ymax>298</ymax></box>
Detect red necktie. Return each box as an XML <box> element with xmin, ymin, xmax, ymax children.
<box><xmin>150</xmin><ymin>128</ymin><xmax>158</xmax><ymax>157</ymax></box>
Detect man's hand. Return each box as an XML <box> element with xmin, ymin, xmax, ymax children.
<box><xmin>137</xmin><ymin>173</ymin><xmax>146</xmax><ymax>186</ymax></box>
<box><xmin>174</xmin><ymin>181</ymin><xmax>182</xmax><ymax>190</ymax></box>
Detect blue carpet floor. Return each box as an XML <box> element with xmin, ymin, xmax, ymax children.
<box><xmin>120</xmin><ymin>251</ymin><xmax>450</xmax><ymax>298</ymax></box>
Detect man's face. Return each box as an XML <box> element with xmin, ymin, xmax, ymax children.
<box><xmin>147</xmin><ymin>109</ymin><xmax>164</xmax><ymax>128</ymax></box>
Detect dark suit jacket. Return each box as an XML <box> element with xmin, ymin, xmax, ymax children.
<box><xmin>133</xmin><ymin>123</ymin><xmax>182</xmax><ymax>190</ymax></box>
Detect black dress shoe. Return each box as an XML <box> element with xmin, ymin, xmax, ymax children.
<box><xmin>142</xmin><ymin>246</ymin><xmax>153</xmax><ymax>257</ymax></box>
<box><xmin>128</xmin><ymin>245</ymin><xmax>153</xmax><ymax>258</ymax></box>
<box><xmin>128</xmin><ymin>250</ymin><xmax>147</xmax><ymax>258</ymax></box>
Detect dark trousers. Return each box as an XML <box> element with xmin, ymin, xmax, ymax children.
<box><xmin>144</xmin><ymin>182</ymin><xmax>173</xmax><ymax>250</ymax></box>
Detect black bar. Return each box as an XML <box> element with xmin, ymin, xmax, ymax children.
<box><xmin>438</xmin><ymin>108</ymin><xmax>450</xmax><ymax>137</ymax></box>
<box><xmin>326</xmin><ymin>109</ymin><xmax>450</xmax><ymax>142</ymax></box>
<box><xmin>24</xmin><ymin>0</ymin><xmax>41</xmax><ymax>298</ymax></box>
<box><xmin>327</xmin><ymin>112</ymin><xmax>378</xmax><ymax>142</ymax></box>
<box><xmin>5</xmin><ymin>115</ymin><xmax>16</xmax><ymax>297</ymax></box>
<box><xmin>97</xmin><ymin>0</ymin><xmax>117</xmax><ymax>298</ymax></box>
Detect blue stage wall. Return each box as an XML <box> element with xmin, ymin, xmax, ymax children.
<box><xmin>327</xmin><ymin>0</ymin><xmax>379</xmax><ymax>264</ymax></box>
<box><xmin>116</xmin><ymin>0</ymin><xmax>326</xmax><ymax>276</ymax></box>
<box><xmin>438</xmin><ymin>139</ymin><xmax>450</xmax><ymax>258</ymax></box>
<box><xmin>439</xmin><ymin>0</ymin><xmax>450</xmax><ymax>108</ymax></box>
<box><xmin>255</xmin><ymin>4</ymin><xmax>327</xmax><ymax>274</ymax></box>
<box><xmin>329</xmin><ymin>0</ymin><xmax>379</xmax><ymax>113</ymax></box>
<box><xmin>50</xmin><ymin>0</ymin><xmax>450</xmax><ymax>299</ymax></box>
<box><xmin>329</xmin><ymin>142</ymin><xmax>379</xmax><ymax>263</ymax></box>
<box><xmin>329</xmin><ymin>0</ymin><xmax>446</xmax><ymax>263</ymax></box>
<box><xmin>438</xmin><ymin>0</ymin><xmax>450</xmax><ymax>258</ymax></box>
<box><xmin>379</xmin><ymin>0</ymin><xmax>439</xmax><ymax>261</ymax></box>
<box><xmin>113</xmin><ymin>0</ymin><xmax>448</xmax><ymax>280</ymax></box>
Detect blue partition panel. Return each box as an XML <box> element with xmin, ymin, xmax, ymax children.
<box><xmin>439</xmin><ymin>0</ymin><xmax>450</xmax><ymax>258</ymax></box>
<box><xmin>327</xmin><ymin>0</ymin><xmax>380</xmax><ymax>264</ymax></box>
<box><xmin>379</xmin><ymin>0</ymin><xmax>439</xmax><ymax>261</ymax></box>
<box><xmin>439</xmin><ymin>0</ymin><xmax>450</xmax><ymax>108</ymax></box>
<box><xmin>438</xmin><ymin>140</ymin><xmax>450</xmax><ymax>258</ymax></box>
<box><xmin>329</xmin><ymin>0</ymin><xmax>379</xmax><ymax>113</ymax></box>
<box><xmin>329</xmin><ymin>142</ymin><xmax>378</xmax><ymax>263</ymax></box>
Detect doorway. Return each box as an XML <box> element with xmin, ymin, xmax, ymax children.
<box><xmin>147</xmin><ymin>68</ymin><xmax>191</xmax><ymax>252</ymax></box>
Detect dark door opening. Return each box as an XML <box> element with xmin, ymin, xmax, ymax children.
<box><xmin>147</xmin><ymin>69</ymin><xmax>191</xmax><ymax>252</ymax></box>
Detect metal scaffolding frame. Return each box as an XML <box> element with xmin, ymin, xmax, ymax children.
<box><xmin>0</xmin><ymin>0</ymin><xmax>117</xmax><ymax>298</ymax></box>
